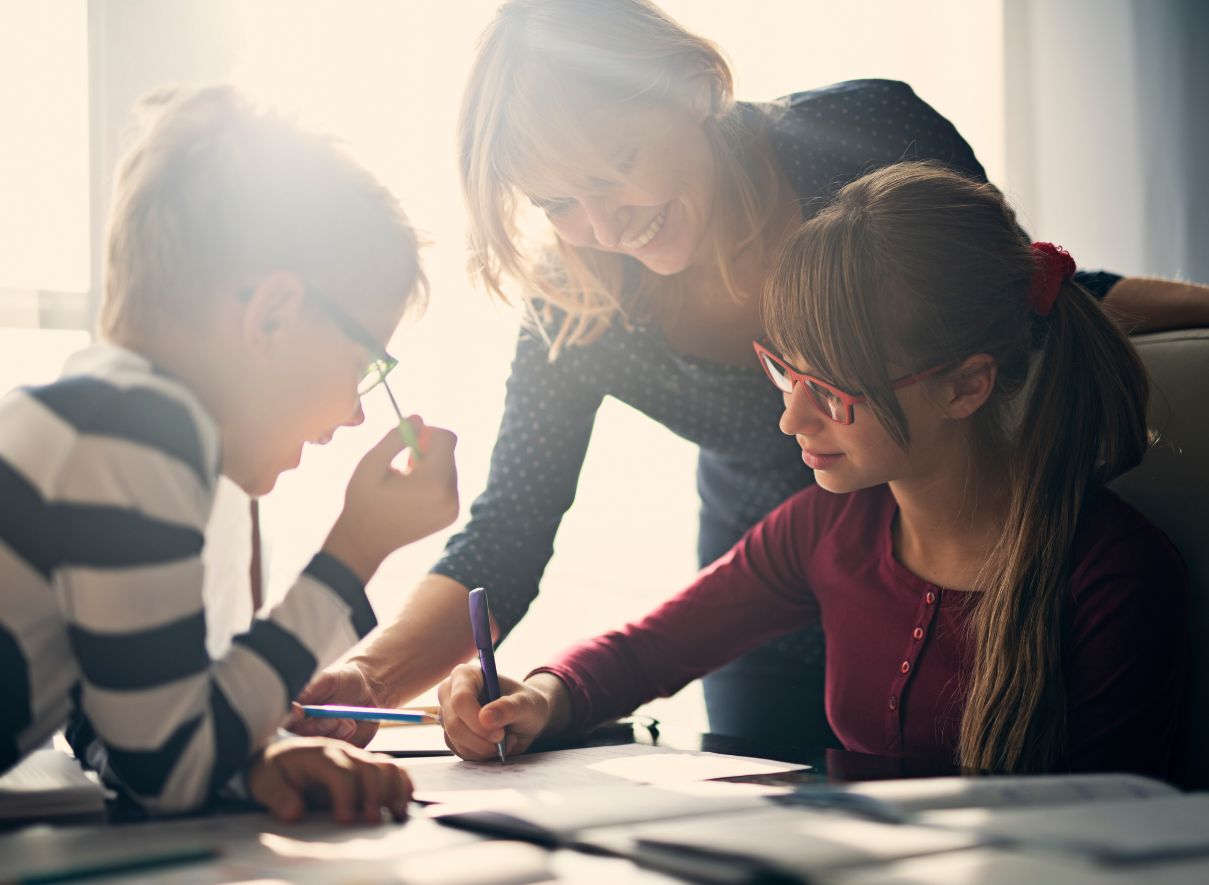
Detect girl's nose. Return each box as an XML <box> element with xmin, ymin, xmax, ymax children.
<box><xmin>779</xmin><ymin>383</ymin><xmax>825</xmax><ymax>436</ymax></box>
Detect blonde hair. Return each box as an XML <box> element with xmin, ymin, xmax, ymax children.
<box><xmin>101</xmin><ymin>84</ymin><xmax>426</xmax><ymax>342</ymax></box>
<box><xmin>458</xmin><ymin>0</ymin><xmax>785</xmax><ymax>355</ymax></box>
<box><xmin>765</xmin><ymin>162</ymin><xmax>1150</xmax><ymax>772</ymax></box>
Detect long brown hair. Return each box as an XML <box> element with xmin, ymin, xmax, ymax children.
<box><xmin>764</xmin><ymin>161</ymin><xmax>1150</xmax><ymax>772</ymax></box>
<box><xmin>458</xmin><ymin>0</ymin><xmax>786</xmax><ymax>355</ymax></box>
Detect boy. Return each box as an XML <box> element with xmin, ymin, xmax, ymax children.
<box><xmin>0</xmin><ymin>85</ymin><xmax>458</xmax><ymax>822</ymax></box>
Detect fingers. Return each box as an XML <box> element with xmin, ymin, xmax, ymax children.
<box><xmin>287</xmin><ymin>713</ymin><xmax>356</xmax><ymax>741</ymax></box>
<box><xmin>248</xmin><ymin>756</ymin><xmax>305</xmax><ymax>823</ymax></box>
<box><xmin>356</xmin><ymin>426</ymin><xmax>409</xmax><ymax>477</ymax></box>
<box><xmin>378</xmin><ymin>758</ymin><xmax>413</xmax><ymax>821</ymax></box>
<box><xmin>251</xmin><ymin>739</ymin><xmax>412</xmax><ymax>825</ymax></box>
<box><xmin>352</xmin><ymin>751</ymin><xmax>385</xmax><ymax>824</ymax></box>
<box><xmin>438</xmin><ymin>666</ymin><xmax>545</xmax><ymax>761</ymax></box>
<box><xmin>439</xmin><ymin>665</ymin><xmax>500</xmax><ymax>760</ymax></box>
<box><xmin>287</xmin><ymin>670</ymin><xmax>364</xmax><ymax>741</ymax></box>
<box><xmin>303</xmin><ymin>746</ymin><xmax>361</xmax><ymax>824</ymax></box>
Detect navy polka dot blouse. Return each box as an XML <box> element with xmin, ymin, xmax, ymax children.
<box><xmin>432</xmin><ymin>79</ymin><xmax>1119</xmax><ymax>640</ymax></box>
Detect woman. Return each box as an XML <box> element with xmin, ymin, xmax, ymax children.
<box><xmin>296</xmin><ymin>0</ymin><xmax>1205</xmax><ymax>747</ymax></box>
<box><xmin>437</xmin><ymin>162</ymin><xmax>1187</xmax><ymax>775</ymax></box>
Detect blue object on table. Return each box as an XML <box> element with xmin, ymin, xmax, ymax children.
<box><xmin>301</xmin><ymin>705</ymin><xmax>436</xmax><ymax>723</ymax></box>
<box><xmin>469</xmin><ymin>587</ymin><xmax>507</xmax><ymax>763</ymax></box>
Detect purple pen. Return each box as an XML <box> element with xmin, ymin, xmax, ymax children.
<box><xmin>469</xmin><ymin>587</ymin><xmax>507</xmax><ymax>762</ymax></box>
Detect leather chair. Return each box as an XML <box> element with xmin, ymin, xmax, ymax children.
<box><xmin>1111</xmin><ymin>328</ymin><xmax>1209</xmax><ymax>788</ymax></box>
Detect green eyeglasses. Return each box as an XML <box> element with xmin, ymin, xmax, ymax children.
<box><xmin>305</xmin><ymin>291</ymin><xmax>399</xmax><ymax>396</ymax></box>
<box><xmin>306</xmin><ymin>289</ymin><xmax>421</xmax><ymax>453</ymax></box>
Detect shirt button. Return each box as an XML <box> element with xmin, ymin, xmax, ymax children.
<box><xmin>925</xmin><ymin>591</ymin><xmax>936</xmax><ymax>605</ymax></box>
<box><xmin>889</xmin><ymin>696</ymin><xmax>897</xmax><ymax>711</ymax></box>
<box><xmin>900</xmin><ymin>660</ymin><xmax>911</xmax><ymax>674</ymax></box>
<box><xmin>913</xmin><ymin>627</ymin><xmax>924</xmax><ymax>641</ymax></box>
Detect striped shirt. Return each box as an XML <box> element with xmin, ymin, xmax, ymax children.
<box><xmin>0</xmin><ymin>344</ymin><xmax>376</xmax><ymax>813</ymax></box>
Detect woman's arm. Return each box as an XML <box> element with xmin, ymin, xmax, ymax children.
<box><xmin>1104</xmin><ymin>276</ymin><xmax>1209</xmax><ymax>333</ymax></box>
<box><xmin>291</xmin><ymin>320</ymin><xmax>606</xmax><ymax>743</ymax></box>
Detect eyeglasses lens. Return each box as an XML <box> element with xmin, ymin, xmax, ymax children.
<box><xmin>760</xmin><ymin>353</ymin><xmax>795</xmax><ymax>394</ymax></box>
<box><xmin>805</xmin><ymin>380</ymin><xmax>846</xmax><ymax>423</ymax></box>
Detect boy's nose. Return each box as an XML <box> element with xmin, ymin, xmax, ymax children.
<box><xmin>344</xmin><ymin>400</ymin><xmax>366</xmax><ymax>428</ymax></box>
<box><xmin>779</xmin><ymin>384</ymin><xmax>825</xmax><ymax>436</ymax></box>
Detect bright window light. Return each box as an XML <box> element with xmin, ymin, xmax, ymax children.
<box><xmin>0</xmin><ymin>0</ymin><xmax>90</xmax><ymax>293</ymax></box>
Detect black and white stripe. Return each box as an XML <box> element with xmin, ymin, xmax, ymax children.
<box><xmin>0</xmin><ymin>345</ymin><xmax>376</xmax><ymax>812</ymax></box>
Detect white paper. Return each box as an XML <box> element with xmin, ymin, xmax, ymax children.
<box><xmin>917</xmin><ymin>794</ymin><xmax>1209</xmax><ymax>862</ymax></box>
<box><xmin>836</xmin><ymin>773</ymin><xmax>1175</xmax><ymax>814</ymax></box>
<box><xmin>406</xmin><ymin>743</ymin><xmax>803</xmax><ymax>801</ymax></box>
<box><xmin>591</xmin><ymin>806</ymin><xmax>981</xmax><ymax>877</ymax></box>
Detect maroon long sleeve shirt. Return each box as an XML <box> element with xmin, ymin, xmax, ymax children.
<box><xmin>536</xmin><ymin>485</ymin><xmax>1187</xmax><ymax>776</ymax></box>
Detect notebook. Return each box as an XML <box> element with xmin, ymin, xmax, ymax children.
<box><xmin>0</xmin><ymin>750</ymin><xmax>106</xmax><ymax>822</ymax></box>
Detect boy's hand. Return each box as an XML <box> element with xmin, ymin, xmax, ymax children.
<box><xmin>285</xmin><ymin>664</ymin><xmax>382</xmax><ymax>747</ymax></box>
<box><xmin>436</xmin><ymin>664</ymin><xmax>560</xmax><ymax>761</ymax></box>
<box><xmin>323</xmin><ymin>418</ymin><xmax>458</xmax><ymax>582</ymax></box>
<box><xmin>246</xmin><ymin>737</ymin><xmax>412</xmax><ymax>824</ymax></box>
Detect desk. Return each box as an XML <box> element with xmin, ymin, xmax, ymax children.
<box><xmin>0</xmin><ymin>725</ymin><xmax>966</xmax><ymax>884</ymax></box>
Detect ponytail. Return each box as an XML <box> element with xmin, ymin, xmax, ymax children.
<box><xmin>959</xmin><ymin>276</ymin><xmax>1149</xmax><ymax>771</ymax></box>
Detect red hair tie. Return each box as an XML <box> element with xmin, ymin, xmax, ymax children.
<box><xmin>1027</xmin><ymin>242</ymin><xmax>1076</xmax><ymax>317</ymax></box>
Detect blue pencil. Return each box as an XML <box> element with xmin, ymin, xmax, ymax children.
<box><xmin>301</xmin><ymin>704</ymin><xmax>438</xmax><ymax>724</ymax></box>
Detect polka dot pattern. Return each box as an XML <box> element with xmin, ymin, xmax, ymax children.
<box><xmin>436</xmin><ymin>81</ymin><xmax>989</xmax><ymax>650</ymax></box>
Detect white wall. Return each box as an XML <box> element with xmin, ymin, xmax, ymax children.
<box><xmin>1005</xmin><ymin>0</ymin><xmax>1208</xmax><ymax>281</ymax></box>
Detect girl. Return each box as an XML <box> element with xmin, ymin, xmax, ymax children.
<box><xmin>436</xmin><ymin>163</ymin><xmax>1187</xmax><ymax>775</ymax></box>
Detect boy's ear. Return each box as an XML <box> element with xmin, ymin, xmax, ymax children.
<box><xmin>241</xmin><ymin>271</ymin><xmax>307</xmax><ymax>356</ymax></box>
<box><xmin>941</xmin><ymin>353</ymin><xmax>997</xmax><ymax>420</ymax></box>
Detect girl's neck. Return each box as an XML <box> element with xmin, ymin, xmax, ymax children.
<box><xmin>888</xmin><ymin>444</ymin><xmax>1010</xmax><ymax>591</ymax></box>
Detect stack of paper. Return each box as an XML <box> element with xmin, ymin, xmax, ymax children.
<box><xmin>0</xmin><ymin>749</ymin><xmax>106</xmax><ymax>822</ymax></box>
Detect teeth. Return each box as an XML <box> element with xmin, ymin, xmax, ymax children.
<box><xmin>621</xmin><ymin>209</ymin><xmax>666</xmax><ymax>250</ymax></box>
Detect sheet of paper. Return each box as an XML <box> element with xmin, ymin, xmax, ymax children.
<box><xmin>830</xmin><ymin>847</ymin><xmax>1209</xmax><ymax>885</ymax></box>
<box><xmin>584</xmin><ymin>806</ymin><xmax>981</xmax><ymax>879</ymax></box>
<box><xmin>426</xmin><ymin>781</ymin><xmax>785</xmax><ymax>840</ymax></box>
<box><xmin>916</xmin><ymin>794</ymin><xmax>1209</xmax><ymax>863</ymax></box>
<box><xmin>836</xmin><ymin>772</ymin><xmax>1175</xmax><ymax>814</ymax></box>
<box><xmin>406</xmin><ymin>743</ymin><xmax>803</xmax><ymax>801</ymax></box>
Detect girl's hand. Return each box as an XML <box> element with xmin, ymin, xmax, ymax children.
<box><xmin>245</xmin><ymin>737</ymin><xmax>412</xmax><ymax>824</ymax></box>
<box><xmin>436</xmin><ymin>663</ymin><xmax>556</xmax><ymax>760</ymax></box>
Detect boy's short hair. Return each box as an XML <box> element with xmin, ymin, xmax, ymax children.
<box><xmin>100</xmin><ymin>84</ymin><xmax>426</xmax><ymax>340</ymax></box>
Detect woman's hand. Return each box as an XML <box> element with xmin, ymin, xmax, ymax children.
<box><xmin>436</xmin><ymin>664</ymin><xmax>569</xmax><ymax>761</ymax></box>
<box><xmin>245</xmin><ymin>737</ymin><xmax>412</xmax><ymax>824</ymax></box>
<box><xmin>284</xmin><ymin>664</ymin><xmax>384</xmax><ymax>747</ymax></box>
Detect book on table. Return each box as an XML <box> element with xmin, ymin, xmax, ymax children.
<box><xmin>0</xmin><ymin>749</ymin><xmax>107</xmax><ymax>822</ymax></box>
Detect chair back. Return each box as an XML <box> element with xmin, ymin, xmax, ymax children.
<box><xmin>1111</xmin><ymin>328</ymin><xmax>1209</xmax><ymax>787</ymax></box>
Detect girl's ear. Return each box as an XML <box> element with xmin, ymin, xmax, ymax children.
<box><xmin>241</xmin><ymin>271</ymin><xmax>307</xmax><ymax>358</ymax></box>
<box><xmin>942</xmin><ymin>353</ymin><xmax>997</xmax><ymax>420</ymax></box>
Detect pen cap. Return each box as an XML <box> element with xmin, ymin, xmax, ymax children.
<box><xmin>469</xmin><ymin>587</ymin><xmax>493</xmax><ymax>650</ymax></box>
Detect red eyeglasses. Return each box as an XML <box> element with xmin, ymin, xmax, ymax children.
<box><xmin>752</xmin><ymin>340</ymin><xmax>950</xmax><ymax>425</ymax></box>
